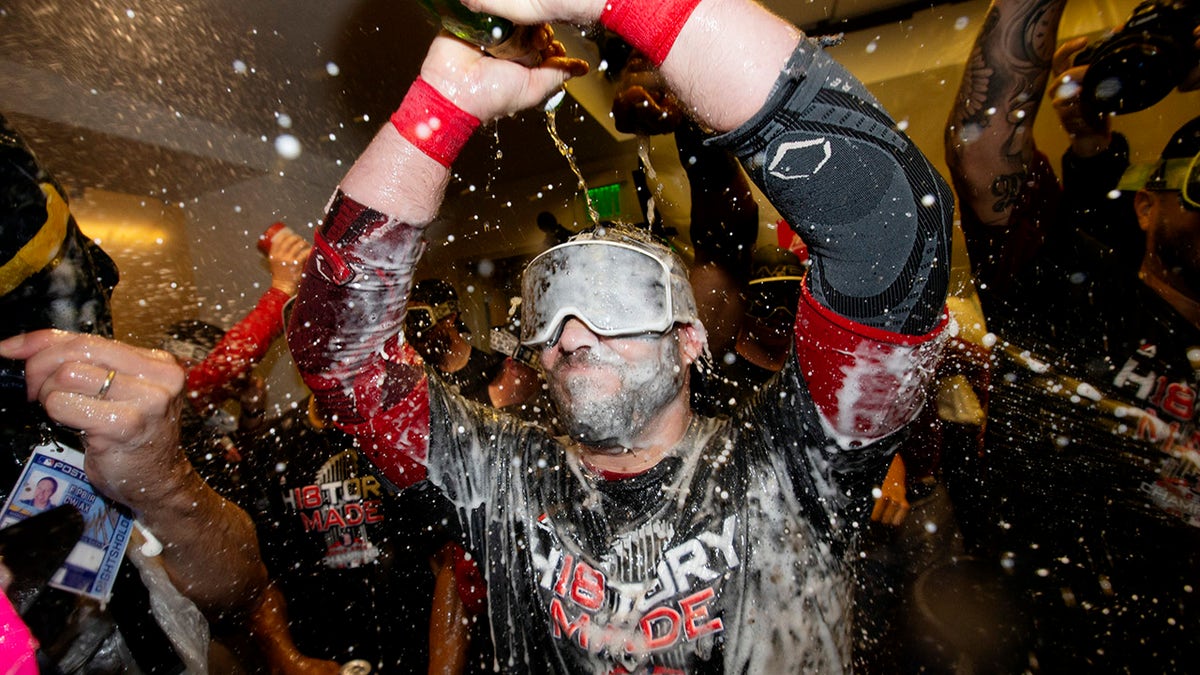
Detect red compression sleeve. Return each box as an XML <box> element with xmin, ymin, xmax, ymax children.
<box><xmin>600</xmin><ymin>0</ymin><xmax>704</xmax><ymax>66</ymax></box>
<box><xmin>287</xmin><ymin>192</ymin><xmax>433</xmax><ymax>489</ymax></box>
<box><xmin>389</xmin><ymin>77</ymin><xmax>480</xmax><ymax>167</ymax></box>
<box><xmin>795</xmin><ymin>278</ymin><xmax>948</xmax><ymax>444</ymax></box>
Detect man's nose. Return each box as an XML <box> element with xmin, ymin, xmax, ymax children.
<box><xmin>555</xmin><ymin>317</ymin><xmax>600</xmax><ymax>352</ymax></box>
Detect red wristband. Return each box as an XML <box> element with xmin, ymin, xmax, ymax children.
<box><xmin>389</xmin><ymin>77</ymin><xmax>480</xmax><ymax>167</ymax></box>
<box><xmin>600</xmin><ymin>0</ymin><xmax>704</xmax><ymax>67</ymax></box>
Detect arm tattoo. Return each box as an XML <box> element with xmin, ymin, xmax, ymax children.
<box><xmin>991</xmin><ymin>172</ymin><xmax>1027</xmax><ymax>214</ymax></box>
<box><xmin>952</xmin><ymin>0</ymin><xmax>1066</xmax><ymax>165</ymax></box>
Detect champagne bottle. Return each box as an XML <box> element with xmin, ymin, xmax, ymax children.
<box><xmin>415</xmin><ymin>0</ymin><xmax>538</xmax><ymax>62</ymax></box>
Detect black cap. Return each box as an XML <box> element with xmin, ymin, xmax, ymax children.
<box><xmin>0</xmin><ymin>113</ymin><xmax>118</xmax><ymax>340</ymax></box>
<box><xmin>410</xmin><ymin>279</ymin><xmax>459</xmax><ymax>317</ymax></box>
<box><xmin>161</xmin><ymin>319</ymin><xmax>225</xmax><ymax>363</ymax></box>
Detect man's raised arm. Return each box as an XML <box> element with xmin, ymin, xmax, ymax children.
<box><xmin>286</xmin><ymin>32</ymin><xmax>584</xmax><ymax>479</ymax></box>
<box><xmin>469</xmin><ymin>0</ymin><xmax>954</xmax><ymax>440</ymax></box>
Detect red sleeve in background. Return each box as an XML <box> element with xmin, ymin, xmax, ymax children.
<box><xmin>185</xmin><ymin>286</ymin><xmax>290</xmax><ymax>412</ymax></box>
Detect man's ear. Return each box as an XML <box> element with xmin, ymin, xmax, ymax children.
<box><xmin>1134</xmin><ymin>190</ymin><xmax>1157</xmax><ymax>233</ymax></box>
<box><xmin>676</xmin><ymin>322</ymin><xmax>709</xmax><ymax>366</ymax></box>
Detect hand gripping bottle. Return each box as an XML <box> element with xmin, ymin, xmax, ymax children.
<box><xmin>415</xmin><ymin>0</ymin><xmax>539</xmax><ymax>62</ymax></box>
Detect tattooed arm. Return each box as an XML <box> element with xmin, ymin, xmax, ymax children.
<box><xmin>945</xmin><ymin>0</ymin><xmax>1067</xmax><ymax>227</ymax></box>
<box><xmin>945</xmin><ymin>0</ymin><xmax>1070</xmax><ymax>306</ymax></box>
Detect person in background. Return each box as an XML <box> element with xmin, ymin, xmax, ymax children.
<box><xmin>946</xmin><ymin>0</ymin><xmax>1200</xmax><ymax>668</ymax></box>
<box><xmin>691</xmin><ymin>244</ymin><xmax>807</xmax><ymax>414</ymax></box>
<box><xmin>287</xmin><ymin>0</ymin><xmax>952</xmax><ymax>671</ymax></box>
<box><xmin>236</xmin><ymin>394</ymin><xmax>441</xmax><ymax>674</ymax></box>
<box><xmin>172</xmin><ymin>223</ymin><xmax>309</xmax><ymax>424</ymax></box>
<box><xmin>486</xmin><ymin>297</ymin><xmax>555</xmax><ymax>422</ymax></box>
<box><xmin>405</xmin><ymin>278</ymin><xmax>506</xmax><ymax>405</ymax></box>
<box><xmin>405</xmin><ymin>278</ymin><xmax>529</xmax><ymax>673</ymax></box>
<box><xmin>535</xmin><ymin>211</ymin><xmax>573</xmax><ymax>250</ymax></box>
<box><xmin>0</xmin><ymin>112</ymin><xmax>267</xmax><ymax>672</ymax></box>
<box><xmin>160</xmin><ymin>227</ymin><xmax>311</xmax><ymax>501</ymax></box>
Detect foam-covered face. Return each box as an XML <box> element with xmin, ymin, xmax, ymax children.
<box><xmin>540</xmin><ymin>319</ymin><xmax>687</xmax><ymax>449</ymax></box>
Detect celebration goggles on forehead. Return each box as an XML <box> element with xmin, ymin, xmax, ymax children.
<box><xmin>520</xmin><ymin>240</ymin><xmax>699</xmax><ymax>346</ymax></box>
<box><xmin>1120</xmin><ymin>151</ymin><xmax>1200</xmax><ymax>211</ymax></box>
<box><xmin>404</xmin><ymin>302</ymin><xmax>456</xmax><ymax>335</ymax></box>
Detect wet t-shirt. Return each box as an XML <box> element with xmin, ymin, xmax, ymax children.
<box><xmin>239</xmin><ymin>408</ymin><xmax>437</xmax><ymax>672</ymax></box>
<box><xmin>422</xmin><ymin>353</ymin><xmax>893</xmax><ymax>674</ymax></box>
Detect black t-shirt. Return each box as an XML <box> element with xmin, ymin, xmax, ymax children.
<box><xmin>238</xmin><ymin>408</ymin><xmax>441</xmax><ymax>672</ymax></box>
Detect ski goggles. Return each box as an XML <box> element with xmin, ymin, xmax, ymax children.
<box><xmin>520</xmin><ymin>240</ymin><xmax>698</xmax><ymax>346</ymax></box>
<box><xmin>745</xmin><ymin>274</ymin><xmax>805</xmax><ymax>321</ymax></box>
<box><xmin>1120</xmin><ymin>151</ymin><xmax>1200</xmax><ymax>211</ymax></box>
<box><xmin>404</xmin><ymin>302</ymin><xmax>455</xmax><ymax>335</ymax></box>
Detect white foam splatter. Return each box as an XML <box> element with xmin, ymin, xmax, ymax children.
<box><xmin>274</xmin><ymin>134</ymin><xmax>301</xmax><ymax>160</ymax></box>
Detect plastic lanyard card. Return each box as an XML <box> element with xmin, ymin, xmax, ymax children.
<box><xmin>0</xmin><ymin>441</ymin><xmax>133</xmax><ymax>602</ymax></box>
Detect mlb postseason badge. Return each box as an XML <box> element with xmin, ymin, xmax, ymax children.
<box><xmin>0</xmin><ymin>442</ymin><xmax>133</xmax><ymax>602</ymax></box>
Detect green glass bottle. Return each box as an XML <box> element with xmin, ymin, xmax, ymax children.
<box><xmin>415</xmin><ymin>0</ymin><xmax>536</xmax><ymax>62</ymax></box>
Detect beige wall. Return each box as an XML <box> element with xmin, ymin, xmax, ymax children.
<box><xmin>73</xmin><ymin>189</ymin><xmax>196</xmax><ymax>348</ymax></box>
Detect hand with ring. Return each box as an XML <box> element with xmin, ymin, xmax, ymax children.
<box><xmin>0</xmin><ymin>329</ymin><xmax>187</xmax><ymax>511</ymax></box>
<box><xmin>0</xmin><ymin>328</ymin><xmax>270</xmax><ymax>615</ymax></box>
<box><xmin>96</xmin><ymin>369</ymin><xmax>117</xmax><ymax>400</ymax></box>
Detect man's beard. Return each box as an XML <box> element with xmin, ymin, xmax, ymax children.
<box><xmin>546</xmin><ymin>335</ymin><xmax>686</xmax><ymax>449</ymax></box>
<box><xmin>1154</xmin><ymin>231</ymin><xmax>1200</xmax><ymax>295</ymax></box>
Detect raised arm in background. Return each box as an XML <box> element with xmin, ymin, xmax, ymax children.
<box><xmin>184</xmin><ymin>228</ymin><xmax>310</xmax><ymax>414</ymax></box>
<box><xmin>946</xmin><ymin>0</ymin><xmax>1066</xmax><ymax>228</ymax></box>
